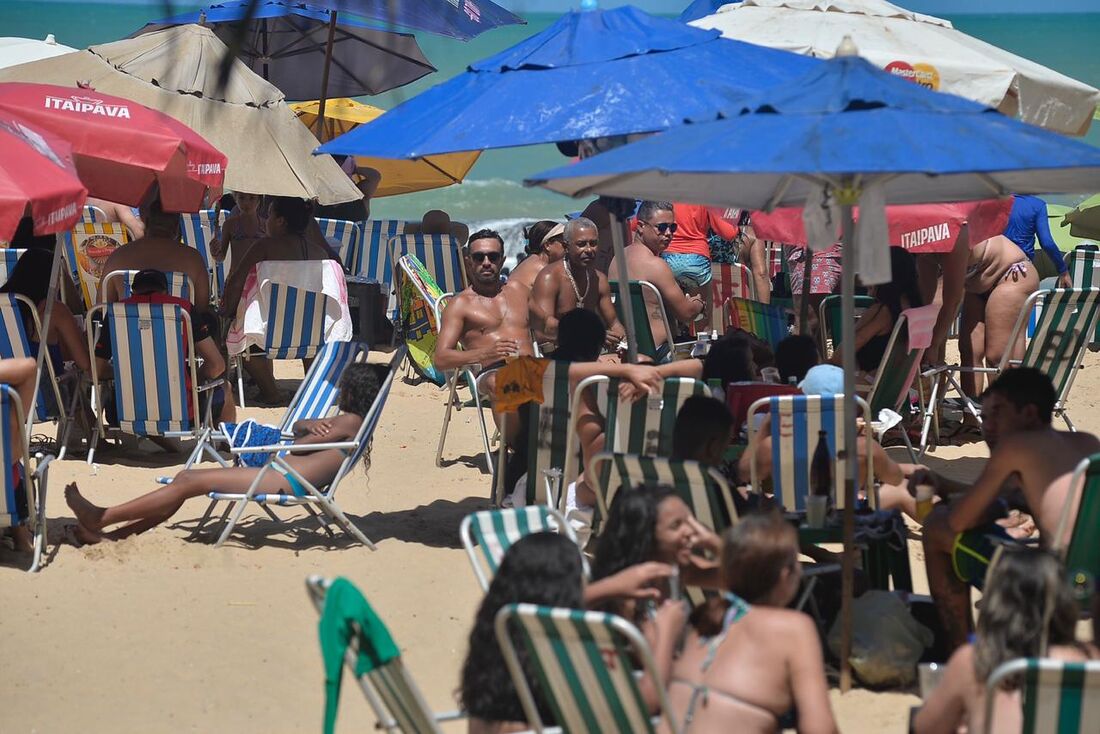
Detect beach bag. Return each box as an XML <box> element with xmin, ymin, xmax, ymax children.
<box><xmin>220</xmin><ymin>420</ymin><xmax>284</xmax><ymax>467</ymax></box>
<box><xmin>827</xmin><ymin>590</ymin><xmax>933</xmax><ymax>687</ymax></box>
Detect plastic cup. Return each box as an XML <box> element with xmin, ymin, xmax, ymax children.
<box><xmin>806</xmin><ymin>495</ymin><xmax>828</xmax><ymax>528</ymax></box>
<box><xmin>918</xmin><ymin>663</ymin><xmax>944</xmax><ymax>699</ymax></box>
<box><xmin>915</xmin><ymin>484</ymin><xmax>935</xmax><ymax>522</ymax></box>
<box><xmin>761</xmin><ymin>367</ymin><xmax>781</xmax><ymax>384</ymax></box>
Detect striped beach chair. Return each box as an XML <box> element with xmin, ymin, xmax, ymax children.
<box><xmin>818</xmin><ymin>294</ymin><xmax>876</xmax><ymax>358</ymax></box>
<box><xmin>495</xmin><ymin>604</ymin><xmax>682</xmax><ymax>734</ymax></box>
<box><xmin>1052</xmin><ymin>453</ymin><xmax>1100</xmax><ymax>613</ymax></box>
<box><xmin>610</xmin><ymin>281</ymin><xmax>678</xmax><ymax>362</ymax></box>
<box><xmin>1065</xmin><ymin>246</ymin><xmax>1100</xmax><ymax>347</ymax></box>
<box><xmin>359</xmin><ymin>219</ymin><xmax>406</xmax><ymax>282</ymax></box>
<box><xmin>388</xmin><ymin>233</ymin><xmax>466</xmax><ymax>320</ymax></box>
<box><xmin>709</xmin><ymin>262</ymin><xmax>755</xmax><ymax>335</ymax></box>
<box><xmin>460</xmin><ymin>506</ymin><xmax>578</xmax><ymax>591</ymax></box>
<box><xmin>0</xmin><ymin>248</ymin><xmax>25</xmax><ymax>282</ymax></box>
<box><xmin>207</xmin><ymin>347</ymin><xmax>402</xmax><ymax>549</ymax></box>
<box><xmin>724</xmin><ymin>297</ymin><xmax>791</xmax><ymax>349</ymax></box>
<box><xmin>61</xmin><ymin>221</ymin><xmax>130</xmax><ymax>308</ymax></box>
<box><xmin>983</xmin><ymin>658</ymin><xmax>1100</xmax><ymax>734</ymax></box>
<box><xmin>1</xmin><ymin>383</ymin><xmax>53</xmax><ymax>572</ymax></box>
<box><xmin>0</xmin><ymin>294</ymin><xmax>76</xmax><ymax>457</ymax></box>
<box><xmin>179</xmin><ymin>209</ymin><xmax>230</xmax><ymax>305</ymax></box>
<box><xmin>588</xmin><ymin>453</ymin><xmax>738</xmax><ymax>533</ymax></box>
<box><xmin>85</xmin><ymin>300</ymin><xmax>222</xmax><ymax>468</ymax></box>
<box><xmin>746</xmin><ymin>394</ymin><xmax>874</xmax><ymax>512</ymax></box>
<box><xmin>101</xmin><ymin>269</ymin><xmax>195</xmax><ymax>303</ymax></box>
<box><xmin>316</xmin><ymin>218</ymin><xmax>362</xmax><ymax>272</ymax></box>
<box><xmin>257</xmin><ymin>279</ymin><xmax>329</xmax><ymax>359</ymax></box>
<box><xmin>305</xmin><ymin>575</ymin><xmax>464</xmax><ymax>734</ymax></box>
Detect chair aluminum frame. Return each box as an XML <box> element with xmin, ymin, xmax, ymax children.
<box><xmin>101</xmin><ymin>269</ymin><xmax>197</xmax><ymax>303</ymax></box>
<box><xmin>1</xmin><ymin>384</ymin><xmax>53</xmax><ymax>572</ymax></box>
<box><xmin>983</xmin><ymin>658</ymin><xmax>1100</xmax><ymax>734</ymax></box>
<box><xmin>610</xmin><ymin>280</ymin><xmax>678</xmax><ymax>361</ymax></box>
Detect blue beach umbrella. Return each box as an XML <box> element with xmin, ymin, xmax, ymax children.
<box><xmin>680</xmin><ymin>0</ymin><xmax>738</xmax><ymax>23</ymax></box>
<box><xmin>527</xmin><ymin>49</ymin><xmax>1100</xmax><ymax>689</ymax></box>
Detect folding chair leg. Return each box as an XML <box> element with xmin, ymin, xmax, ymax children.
<box><xmin>899</xmin><ymin>425</ymin><xmax>918</xmax><ymax>464</ymax></box>
<box><xmin>190</xmin><ymin>499</ymin><xmax>219</xmax><ymax>540</ymax></box>
<box><xmin>318</xmin><ymin>498</ymin><xmax>375</xmax><ymax>550</ymax></box>
<box><xmin>1061</xmin><ymin>410</ymin><xmax>1076</xmax><ymax>432</ymax></box>
<box><xmin>435</xmin><ymin>372</ymin><xmax>461</xmax><ymax>468</ymax></box>
<box><xmin>28</xmin><ymin>462</ymin><xmax>49</xmax><ymax>573</ymax></box>
<box><xmin>468</xmin><ymin>376</ymin><xmax>495</xmax><ymax>477</ymax></box>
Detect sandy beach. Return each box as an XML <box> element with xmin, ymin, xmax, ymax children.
<box><xmin>3</xmin><ymin>349</ymin><xmax>1098</xmax><ymax>733</ymax></box>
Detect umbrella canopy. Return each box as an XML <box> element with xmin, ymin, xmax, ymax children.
<box><xmin>0</xmin><ymin>25</ymin><xmax>360</xmax><ymax>205</ymax></box>
<box><xmin>290</xmin><ymin>98</ymin><xmax>479</xmax><ymax>196</ymax></box>
<box><xmin>691</xmin><ymin>0</ymin><xmax>1100</xmax><ymax>136</ymax></box>
<box><xmin>680</xmin><ymin>0</ymin><xmax>734</xmax><ymax>22</ymax></box>
<box><xmin>316</xmin><ymin>5</ymin><xmax>820</xmax><ymax>158</ymax></box>
<box><xmin>0</xmin><ymin>82</ymin><xmax>226</xmax><ymax>212</ymax></box>
<box><xmin>0</xmin><ymin>114</ymin><xmax>87</xmax><ymax>241</ymax></box>
<box><xmin>323</xmin><ymin>0</ymin><xmax>525</xmax><ymax>41</ymax></box>
<box><xmin>135</xmin><ymin>2</ymin><xmax>435</xmax><ymax>101</ymax></box>
<box><xmin>0</xmin><ymin>35</ymin><xmax>76</xmax><ymax>70</ymax></box>
<box><xmin>1063</xmin><ymin>194</ymin><xmax>1100</xmax><ymax>241</ymax></box>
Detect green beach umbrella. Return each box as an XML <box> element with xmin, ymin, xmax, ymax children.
<box><xmin>1062</xmin><ymin>194</ymin><xmax>1100</xmax><ymax>241</ymax></box>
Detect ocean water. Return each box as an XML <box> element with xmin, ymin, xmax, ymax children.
<box><xmin>3</xmin><ymin>3</ymin><xmax>1100</xmax><ymax>258</ymax></box>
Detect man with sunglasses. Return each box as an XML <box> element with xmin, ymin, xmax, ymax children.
<box><xmin>530</xmin><ymin>217</ymin><xmax>625</xmax><ymax>351</ymax></box>
<box><xmin>611</xmin><ymin>201</ymin><xmax>705</xmax><ymax>354</ymax></box>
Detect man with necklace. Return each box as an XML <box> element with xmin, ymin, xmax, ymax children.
<box><xmin>530</xmin><ymin>217</ymin><xmax>625</xmax><ymax>352</ymax></box>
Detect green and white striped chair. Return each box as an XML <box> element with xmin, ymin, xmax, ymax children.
<box><xmin>1065</xmin><ymin>246</ymin><xmax>1100</xmax><ymax>348</ymax></box>
<box><xmin>818</xmin><ymin>294</ymin><xmax>875</xmax><ymax>359</ymax></box>
<box><xmin>460</xmin><ymin>506</ymin><xmax>577</xmax><ymax>591</ymax></box>
<box><xmin>587</xmin><ymin>452</ymin><xmax>738</xmax><ymax>533</ymax></box>
<box><xmin>609</xmin><ymin>280</ymin><xmax>678</xmax><ymax>362</ymax></box>
<box><xmin>983</xmin><ymin>658</ymin><xmax>1100</xmax><ymax>734</ymax></box>
<box><xmin>495</xmin><ymin>603</ymin><xmax>682</xmax><ymax>734</ymax></box>
<box><xmin>305</xmin><ymin>576</ymin><xmax>465</xmax><ymax>734</ymax></box>
<box><xmin>1052</xmin><ymin>453</ymin><xmax>1100</xmax><ymax>612</ymax></box>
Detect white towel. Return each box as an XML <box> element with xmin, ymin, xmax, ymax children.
<box><xmin>855</xmin><ymin>182</ymin><xmax>892</xmax><ymax>285</ymax></box>
<box><xmin>802</xmin><ymin>183</ymin><xmax>840</xmax><ymax>253</ymax></box>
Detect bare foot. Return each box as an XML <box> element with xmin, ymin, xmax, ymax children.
<box><xmin>68</xmin><ymin>522</ymin><xmax>103</xmax><ymax>546</ymax></box>
<box><xmin>64</xmin><ymin>482</ymin><xmax>106</xmax><ymax>532</ymax></box>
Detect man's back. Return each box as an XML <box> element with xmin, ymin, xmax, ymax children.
<box><xmin>102</xmin><ymin>236</ymin><xmax>210</xmax><ymax>307</ymax></box>
<box><xmin>1001</xmin><ymin>428</ymin><xmax>1100</xmax><ymax>537</ymax></box>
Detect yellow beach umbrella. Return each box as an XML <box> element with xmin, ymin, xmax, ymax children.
<box><xmin>292</xmin><ymin>98</ymin><xmax>480</xmax><ymax>197</ymax></box>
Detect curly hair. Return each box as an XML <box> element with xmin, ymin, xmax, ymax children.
<box><xmin>337</xmin><ymin>363</ymin><xmax>383</xmax><ymax>417</ymax></box>
<box><xmin>973</xmin><ymin>548</ymin><xmax>1081</xmax><ymax>689</ymax></box>
<box><xmin>459</xmin><ymin>533</ymin><xmax>583</xmax><ymax>724</ymax></box>
<box><xmin>591</xmin><ymin>484</ymin><xmax>678</xmax><ymax>584</ymax></box>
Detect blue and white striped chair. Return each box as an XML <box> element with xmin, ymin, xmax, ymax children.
<box><xmin>1</xmin><ymin>383</ymin><xmax>53</xmax><ymax>572</ymax></box>
<box><xmin>495</xmin><ymin>603</ymin><xmax>682</xmax><ymax>734</ymax></box>
<box><xmin>85</xmin><ymin>300</ymin><xmax>222</xmax><ymax>468</ymax></box>
<box><xmin>179</xmin><ymin>209</ymin><xmax>230</xmax><ymax>305</ymax></box>
<box><xmin>101</xmin><ymin>269</ymin><xmax>195</xmax><ymax>303</ymax></box>
<box><xmin>316</xmin><ymin>218</ymin><xmax>361</xmax><ymax>273</ymax></box>
<box><xmin>207</xmin><ymin>347</ymin><xmax>402</xmax><ymax>548</ymax></box>
<box><xmin>358</xmin><ymin>219</ymin><xmax>407</xmax><ymax>282</ymax></box>
<box><xmin>746</xmin><ymin>394</ymin><xmax>874</xmax><ymax>513</ymax></box>
<box><xmin>983</xmin><ymin>658</ymin><xmax>1100</xmax><ymax>734</ymax></box>
<box><xmin>388</xmin><ymin>233</ymin><xmax>466</xmax><ymax>320</ymax></box>
<box><xmin>0</xmin><ymin>248</ymin><xmax>26</xmax><ymax>282</ymax></box>
<box><xmin>0</xmin><ymin>294</ymin><xmax>76</xmax><ymax>458</ymax></box>
<box><xmin>460</xmin><ymin>506</ymin><xmax>578</xmax><ymax>592</ymax></box>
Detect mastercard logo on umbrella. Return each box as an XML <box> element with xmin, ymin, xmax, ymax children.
<box><xmin>884</xmin><ymin>61</ymin><xmax>940</xmax><ymax>91</ymax></box>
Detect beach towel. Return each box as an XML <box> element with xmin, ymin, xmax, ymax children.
<box><xmin>395</xmin><ymin>254</ymin><xmax>447</xmax><ymax>385</ymax></box>
<box><xmin>219</xmin><ymin>420</ymin><xmax>284</xmax><ymax>467</ymax></box>
<box><xmin>226</xmin><ymin>259</ymin><xmax>351</xmax><ymax>356</ymax></box>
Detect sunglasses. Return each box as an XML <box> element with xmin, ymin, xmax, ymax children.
<box><xmin>643</xmin><ymin>221</ymin><xmax>678</xmax><ymax>235</ymax></box>
<box><xmin>470</xmin><ymin>251</ymin><xmax>502</xmax><ymax>263</ymax></box>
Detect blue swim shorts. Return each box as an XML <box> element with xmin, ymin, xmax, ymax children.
<box><xmin>661</xmin><ymin>253</ymin><xmax>712</xmax><ymax>289</ymax></box>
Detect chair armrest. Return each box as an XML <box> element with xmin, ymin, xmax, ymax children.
<box><xmin>228</xmin><ymin>440</ymin><xmax>358</xmax><ymax>455</ymax></box>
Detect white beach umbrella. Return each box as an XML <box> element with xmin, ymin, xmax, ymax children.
<box><xmin>693</xmin><ymin>0</ymin><xmax>1100</xmax><ymax>136</ymax></box>
<box><xmin>0</xmin><ymin>35</ymin><xmax>76</xmax><ymax>70</ymax></box>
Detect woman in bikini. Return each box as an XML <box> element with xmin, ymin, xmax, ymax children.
<box><xmin>63</xmin><ymin>362</ymin><xmax>381</xmax><ymax>543</ymax></box>
<box><xmin>666</xmin><ymin>511</ymin><xmax>838</xmax><ymax>734</ymax></box>
<box><xmin>915</xmin><ymin>547</ymin><xmax>1098</xmax><ymax>733</ymax></box>
<box><xmin>211</xmin><ymin>191</ymin><xmax>266</xmax><ymax>264</ymax></box>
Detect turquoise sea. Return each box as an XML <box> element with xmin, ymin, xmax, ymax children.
<box><xmin>3</xmin><ymin>3</ymin><xmax>1099</xmax><ymax>253</ymax></box>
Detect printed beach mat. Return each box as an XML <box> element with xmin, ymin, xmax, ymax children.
<box><xmin>397</xmin><ymin>254</ymin><xmax>446</xmax><ymax>385</ymax></box>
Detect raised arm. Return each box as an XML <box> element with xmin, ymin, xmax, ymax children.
<box><xmin>1034</xmin><ymin>206</ymin><xmax>1069</xmax><ymax>281</ymax></box>
<box><xmin>649</xmin><ymin>265</ymin><xmax>704</xmax><ymax>322</ymax></box>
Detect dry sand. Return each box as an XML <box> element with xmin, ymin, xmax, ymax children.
<box><xmin>4</xmin><ymin>351</ymin><xmax>1099</xmax><ymax>733</ymax></box>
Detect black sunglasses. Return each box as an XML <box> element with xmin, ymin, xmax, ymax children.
<box><xmin>470</xmin><ymin>251</ymin><xmax>502</xmax><ymax>263</ymax></box>
<box><xmin>643</xmin><ymin>221</ymin><xmax>678</xmax><ymax>235</ymax></box>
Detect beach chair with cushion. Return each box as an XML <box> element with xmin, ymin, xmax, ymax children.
<box><xmin>724</xmin><ymin>297</ymin><xmax>791</xmax><ymax>349</ymax></box>
<box><xmin>587</xmin><ymin>452</ymin><xmax>738</xmax><ymax>533</ymax></box>
<box><xmin>305</xmin><ymin>575</ymin><xmax>465</xmax><ymax>734</ymax></box>
<box><xmin>388</xmin><ymin>233</ymin><xmax>466</xmax><ymax>320</ymax></box>
<box><xmin>495</xmin><ymin>603</ymin><xmax>682</xmax><ymax>734</ymax></box>
<box><xmin>610</xmin><ymin>280</ymin><xmax>679</xmax><ymax>362</ymax></box>
<box><xmin>179</xmin><ymin>209</ymin><xmax>230</xmax><ymax>306</ymax></box>
<box><xmin>1051</xmin><ymin>453</ymin><xmax>1100</xmax><ymax>612</ymax></box>
<box><xmin>746</xmin><ymin>394</ymin><xmax>874</xmax><ymax>512</ymax></box>
<box><xmin>0</xmin><ymin>294</ymin><xmax>78</xmax><ymax>458</ymax></box>
<box><xmin>982</xmin><ymin>658</ymin><xmax>1100</xmax><ymax>734</ymax></box>
<box><xmin>61</xmin><ymin>222</ymin><xmax>131</xmax><ymax>308</ymax></box>
<box><xmin>206</xmin><ymin>347</ymin><xmax>402</xmax><ymax>549</ymax></box>
<box><xmin>460</xmin><ymin>506</ymin><xmax>578</xmax><ymax>591</ymax></box>
<box><xmin>316</xmin><ymin>218</ymin><xmax>362</xmax><ymax>272</ymax></box>
<box><xmin>1</xmin><ymin>383</ymin><xmax>53</xmax><ymax>572</ymax></box>
<box><xmin>818</xmin><ymin>294</ymin><xmax>876</xmax><ymax>358</ymax></box>
<box><xmin>708</xmin><ymin>262</ymin><xmax>755</xmax><ymax>336</ymax></box>
<box><xmin>0</xmin><ymin>248</ymin><xmax>25</xmax><ymax>281</ymax></box>
<box><xmin>101</xmin><ymin>269</ymin><xmax>195</xmax><ymax>303</ymax></box>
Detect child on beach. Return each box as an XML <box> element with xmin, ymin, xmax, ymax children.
<box><xmin>64</xmin><ymin>362</ymin><xmax>382</xmax><ymax>544</ymax></box>
<box><xmin>211</xmin><ymin>191</ymin><xmax>266</xmax><ymax>264</ymax></box>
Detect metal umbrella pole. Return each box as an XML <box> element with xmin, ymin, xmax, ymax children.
<box><xmin>314</xmin><ymin>11</ymin><xmax>339</xmax><ymax>136</ymax></box>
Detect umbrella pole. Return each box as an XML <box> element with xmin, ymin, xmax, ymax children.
<box><xmin>838</xmin><ymin>198</ymin><xmax>859</xmax><ymax>693</ymax></box>
<box><xmin>262</xmin><ymin>20</ymin><xmax>270</xmax><ymax>80</ymax></box>
<box><xmin>610</xmin><ymin>212</ymin><xmax>639</xmax><ymax>364</ymax></box>
<box><xmin>799</xmin><ymin>248</ymin><xmax>814</xmax><ymax>334</ymax></box>
<box><xmin>26</xmin><ymin>235</ymin><xmax>63</xmax><ymax>437</ymax></box>
<box><xmin>315</xmin><ymin>11</ymin><xmax>338</xmax><ymax>137</ymax></box>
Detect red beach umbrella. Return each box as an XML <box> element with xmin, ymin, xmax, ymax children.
<box><xmin>0</xmin><ymin>82</ymin><xmax>226</xmax><ymax>212</ymax></box>
<box><xmin>0</xmin><ymin>114</ymin><xmax>87</xmax><ymax>242</ymax></box>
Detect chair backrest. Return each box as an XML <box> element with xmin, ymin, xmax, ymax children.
<box><xmin>257</xmin><ymin>278</ymin><xmax>330</xmax><ymax>360</ymax></box>
<box><xmin>516</xmin><ymin>360</ymin><xmax>574</xmax><ymax>508</ymax></box>
<box><xmin>1053</xmin><ymin>454</ymin><xmax>1100</xmax><ymax>610</ymax></box>
<box><xmin>1011</xmin><ymin>288</ymin><xmax>1100</xmax><ymax>405</ymax></box>
<box><xmin>611</xmin><ymin>281</ymin><xmax>674</xmax><ymax>362</ymax></box>
<box><xmin>460</xmin><ymin>506</ymin><xmax>577</xmax><ymax>591</ymax></box>
<box><xmin>710</xmin><ymin>262</ymin><xmax>754</xmax><ymax>335</ymax></box>
<box><xmin>1065</xmin><ymin>247</ymin><xmax>1100</xmax><ymax>348</ymax></box>
<box><xmin>389</xmin><ymin>233</ymin><xmax>466</xmax><ymax>316</ymax></box>
<box><xmin>282</xmin><ymin>340</ymin><xmax>370</xmax><ymax>430</ymax></box>
<box><xmin>305</xmin><ymin>576</ymin><xmax>443</xmax><ymax>734</ymax></box>
<box><xmin>725</xmin><ymin>381</ymin><xmax>802</xmax><ymax>437</ymax></box>
<box><xmin>81</xmin><ymin>204</ymin><xmax>107</xmax><ymax>224</ymax></box>
<box><xmin>495</xmin><ymin>604</ymin><xmax>680</xmax><ymax>734</ymax></box>
<box><xmin>62</xmin><ymin>222</ymin><xmax>131</xmax><ymax>308</ymax></box>
<box><xmin>601</xmin><ymin>376</ymin><xmax>708</xmax><ymax>457</ymax></box>
<box><xmin>818</xmin><ymin>294</ymin><xmax>876</xmax><ymax>358</ymax></box>
<box><xmin>179</xmin><ymin>209</ymin><xmax>230</xmax><ymax>302</ymax></box>
<box><xmin>89</xmin><ymin>301</ymin><xmax>200</xmax><ymax>436</ymax></box>
<box><xmin>359</xmin><ymin>219</ymin><xmax>407</xmax><ymax>283</ymax></box>
<box><xmin>0</xmin><ymin>384</ymin><xmax>32</xmax><ymax>530</ymax></box>
<box><xmin>983</xmin><ymin>658</ymin><xmax>1100</xmax><ymax>734</ymax></box>
<box><xmin>589</xmin><ymin>452</ymin><xmax>738</xmax><ymax>533</ymax></box>
<box><xmin>867</xmin><ymin>303</ymin><xmax>940</xmax><ymax>416</ymax></box>
<box><xmin>0</xmin><ymin>248</ymin><xmax>25</xmax><ymax>282</ymax></box>
<box><xmin>316</xmin><ymin>218</ymin><xmax>362</xmax><ymax>272</ymax></box>
<box><xmin>725</xmin><ymin>297</ymin><xmax>790</xmax><ymax>349</ymax></box>
<box><xmin>747</xmin><ymin>394</ymin><xmax>873</xmax><ymax>512</ymax></box>
<box><xmin>0</xmin><ymin>294</ymin><xmax>65</xmax><ymax>422</ymax></box>
<box><xmin>101</xmin><ymin>269</ymin><xmax>195</xmax><ymax>304</ymax></box>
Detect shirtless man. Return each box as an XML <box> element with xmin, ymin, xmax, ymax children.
<box><xmin>609</xmin><ymin>201</ymin><xmax>703</xmax><ymax>358</ymax></box>
<box><xmin>509</xmin><ymin>221</ymin><xmax>565</xmax><ymax>292</ymax></box>
<box><xmin>530</xmin><ymin>217</ymin><xmax>625</xmax><ymax>351</ymax></box>
<box><xmin>915</xmin><ymin>367</ymin><xmax>1100</xmax><ymax>650</ymax></box>
<box><xmin>98</xmin><ymin>197</ymin><xmax>210</xmax><ymax>310</ymax></box>
<box><xmin>87</xmin><ymin>197</ymin><xmax>144</xmax><ymax>239</ymax></box>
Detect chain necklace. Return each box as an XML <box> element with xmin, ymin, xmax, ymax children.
<box><xmin>563</xmin><ymin>258</ymin><xmax>590</xmax><ymax>302</ymax></box>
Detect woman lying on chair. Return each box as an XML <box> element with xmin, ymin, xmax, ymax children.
<box><xmin>64</xmin><ymin>363</ymin><xmax>382</xmax><ymax>544</ymax></box>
